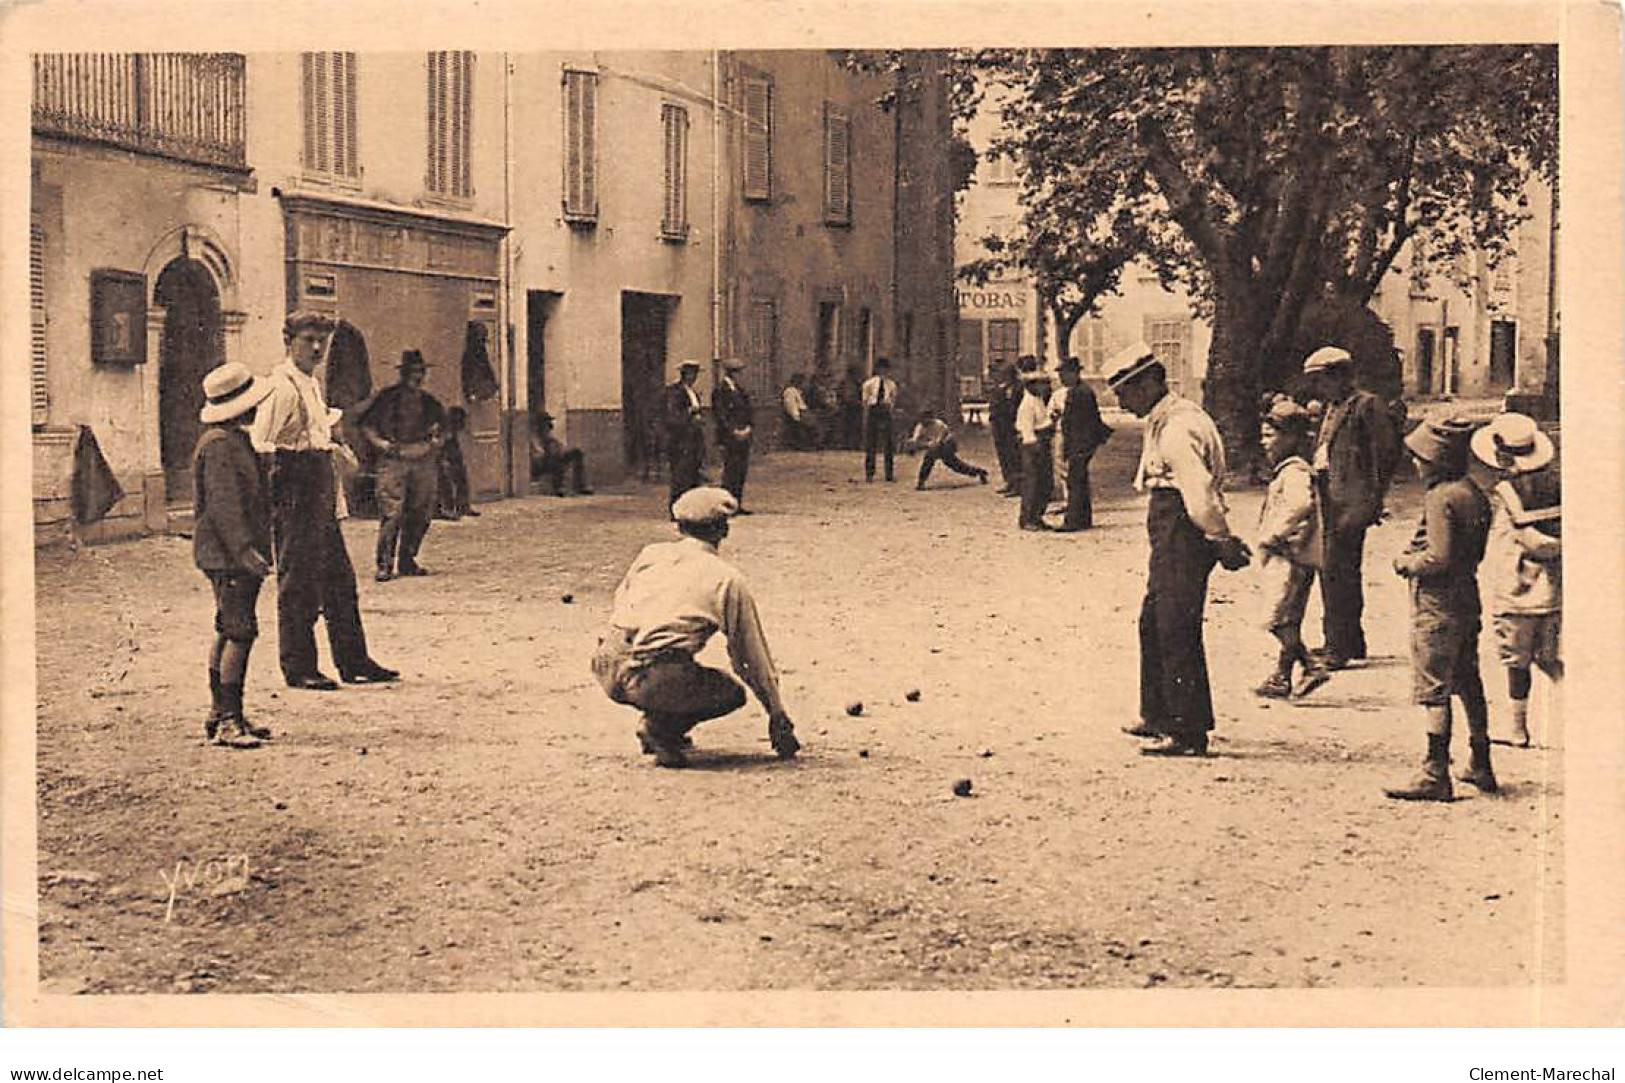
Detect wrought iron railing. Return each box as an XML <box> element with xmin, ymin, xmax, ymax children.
<box><xmin>32</xmin><ymin>53</ymin><xmax>247</xmax><ymax>171</ymax></box>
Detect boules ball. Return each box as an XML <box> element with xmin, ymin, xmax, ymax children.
<box><xmin>845</xmin><ymin>701</ymin><xmax>864</xmax><ymax>717</ymax></box>
<box><xmin>905</xmin><ymin>689</ymin><xmax>921</xmax><ymax>702</ymax></box>
<box><xmin>952</xmin><ymin>778</ymin><xmax>973</xmax><ymax>798</ymax></box>
<box><xmin>561</xmin><ymin>593</ymin><xmax>574</xmax><ymax>604</ymax></box>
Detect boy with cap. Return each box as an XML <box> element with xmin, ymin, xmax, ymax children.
<box><xmin>193</xmin><ymin>363</ymin><xmax>278</xmax><ymax>748</ymax></box>
<box><xmin>1470</xmin><ymin>413</ymin><xmax>1561</xmax><ymax>748</ymax></box>
<box><xmin>1386</xmin><ymin>416</ymin><xmax>1495</xmax><ymax>801</ymax></box>
<box><xmin>591</xmin><ymin>487</ymin><xmax>800</xmax><ymax>768</ymax></box>
<box><xmin>359</xmin><ymin>349</ymin><xmax>446</xmax><ymax>580</ymax></box>
<box><xmin>1254</xmin><ymin>400</ymin><xmax>1331</xmax><ymax>699</ymax></box>
<box><xmin>905</xmin><ymin>407</ymin><xmax>989</xmax><ymax>489</ymax></box>
<box><xmin>712</xmin><ymin>357</ymin><xmax>755</xmax><ymax>511</ymax></box>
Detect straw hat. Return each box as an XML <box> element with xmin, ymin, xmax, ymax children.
<box><xmin>1105</xmin><ymin>342</ymin><xmax>1161</xmax><ymax>389</ymax></box>
<box><xmin>1469</xmin><ymin>412</ymin><xmax>1554</xmax><ymax>475</ymax></box>
<box><xmin>199</xmin><ymin>362</ymin><xmax>275</xmax><ymax>424</ymax></box>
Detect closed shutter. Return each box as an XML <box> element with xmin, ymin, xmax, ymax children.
<box><xmin>304</xmin><ymin>53</ymin><xmax>357</xmax><ymax>179</ymax></box>
<box><xmin>312</xmin><ymin>53</ymin><xmax>330</xmax><ymax>173</ymax></box>
<box><xmin>301</xmin><ymin>53</ymin><xmax>318</xmax><ymax>171</ymax></box>
<box><xmin>748</xmin><ymin>298</ymin><xmax>777</xmax><ymax>400</ymax></box>
<box><xmin>661</xmin><ymin>103</ymin><xmax>687</xmax><ymax>237</ymax></box>
<box><xmin>341</xmin><ymin>53</ymin><xmax>357</xmax><ymax>178</ymax></box>
<box><xmin>742</xmin><ymin>75</ymin><xmax>771</xmax><ymax>201</ymax></box>
<box><xmin>564</xmin><ymin>69</ymin><xmax>598</xmax><ymax>220</ymax></box>
<box><xmin>30</xmin><ymin>220</ymin><xmax>50</xmax><ymax>428</ymax></box>
<box><xmin>458</xmin><ymin>52</ymin><xmax>473</xmax><ymax>197</ymax></box>
<box><xmin>823</xmin><ymin>103</ymin><xmax>851</xmax><ymax>225</ymax></box>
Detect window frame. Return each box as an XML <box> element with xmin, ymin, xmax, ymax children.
<box><xmin>30</xmin><ymin>217</ymin><xmax>50</xmax><ymax>429</ymax></box>
<box><xmin>425</xmin><ymin>50</ymin><xmax>475</xmax><ymax>202</ymax></box>
<box><xmin>562</xmin><ymin>66</ymin><xmax>600</xmax><ymax>225</ymax></box>
<box><xmin>660</xmin><ymin>101</ymin><xmax>689</xmax><ymax>241</ymax></box>
<box><xmin>741</xmin><ymin>71</ymin><xmax>773</xmax><ymax>203</ymax></box>
<box><xmin>301</xmin><ymin>51</ymin><xmax>359</xmax><ymax>184</ymax></box>
<box><xmin>821</xmin><ymin>101</ymin><xmax>852</xmax><ymax>227</ymax></box>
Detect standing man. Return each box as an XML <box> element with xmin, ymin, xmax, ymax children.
<box><xmin>1056</xmin><ymin>356</ymin><xmax>1113</xmax><ymax>531</ymax></box>
<box><xmin>664</xmin><ymin>359</ymin><xmax>707</xmax><ymax>513</ymax></box>
<box><xmin>861</xmin><ymin>357</ymin><xmax>899</xmax><ymax>482</ymax></box>
<box><xmin>591</xmin><ymin>487</ymin><xmax>800</xmax><ymax>768</ymax></box>
<box><xmin>712</xmin><ymin>357</ymin><xmax>755</xmax><ymax>513</ymax></box>
<box><xmin>1014</xmin><ymin>365</ymin><xmax>1056</xmax><ymax>531</ymax></box>
<box><xmin>1302</xmin><ymin>345</ymin><xmax>1402</xmax><ymax>669</ymax></box>
<box><xmin>987</xmin><ymin>360</ymin><xmax>1023</xmax><ymax>497</ymax></box>
<box><xmin>359</xmin><ymin>350</ymin><xmax>446</xmax><ymax>581</ymax></box>
<box><xmin>1108</xmin><ymin>342</ymin><xmax>1251</xmax><ymax>757</ymax></box>
<box><xmin>251</xmin><ymin>311</ymin><xmax>398</xmax><ymax>691</ymax></box>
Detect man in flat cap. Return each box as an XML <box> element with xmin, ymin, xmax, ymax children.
<box><xmin>591</xmin><ymin>486</ymin><xmax>800</xmax><ymax>768</ymax></box>
<box><xmin>664</xmin><ymin>360</ymin><xmax>708</xmax><ymax>512</ymax></box>
<box><xmin>1107</xmin><ymin>342</ymin><xmax>1251</xmax><ymax>757</ymax></box>
<box><xmin>359</xmin><ymin>349</ymin><xmax>446</xmax><ymax>581</ymax></box>
<box><xmin>251</xmin><ymin>311</ymin><xmax>398</xmax><ymax>691</ymax></box>
<box><xmin>712</xmin><ymin>357</ymin><xmax>755</xmax><ymax>513</ymax></box>
<box><xmin>1301</xmin><ymin>345</ymin><xmax>1402</xmax><ymax>669</ymax></box>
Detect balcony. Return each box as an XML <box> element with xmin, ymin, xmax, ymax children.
<box><xmin>32</xmin><ymin>53</ymin><xmax>247</xmax><ymax>172</ymax></box>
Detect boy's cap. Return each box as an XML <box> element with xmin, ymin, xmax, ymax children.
<box><xmin>1263</xmin><ymin>399</ymin><xmax>1312</xmax><ymax>431</ymax></box>
<box><xmin>1302</xmin><ymin>345</ymin><xmax>1353</xmax><ymax>374</ymax></box>
<box><xmin>199</xmin><ymin>362</ymin><xmax>275</xmax><ymax>424</ymax></box>
<box><xmin>1470</xmin><ymin>412</ymin><xmax>1554</xmax><ymax>475</ymax></box>
<box><xmin>1404</xmin><ymin>416</ymin><xmax>1479</xmax><ymax>465</ymax></box>
<box><xmin>672</xmin><ymin>486</ymin><xmax>739</xmax><ymax>526</ymax></box>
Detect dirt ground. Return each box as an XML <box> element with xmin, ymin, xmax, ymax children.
<box><xmin>31</xmin><ymin>422</ymin><xmax>1564</xmax><ymax>995</ymax></box>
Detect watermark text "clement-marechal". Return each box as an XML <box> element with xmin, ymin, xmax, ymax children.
<box><xmin>1471</xmin><ymin>1071</ymin><xmax>1615</xmax><ymax>1081</ymax></box>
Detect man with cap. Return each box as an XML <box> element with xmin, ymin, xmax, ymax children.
<box><xmin>860</xmin><ymin>357</ymin><xmax>901</xmax><ymax>482</ymax></box>
<box><xmin>1470</xmin><ymin>412</ymin><xmax>1560</xmax><ymax>749</ymax></box>
<box><xmin>1386</xmin><ymin>416</ymin><xmax>1494</xmax><ymax>801</ymax></box>
<box><xmin>1055</xmin><ymin>356</ymin><xmax>1113</xmax><ymax>531</ymax></box>
<box><xmin>1108</xmin><ymin>342</ymin><xmax>1251</xmax><ymax>756</ymax></box>
<box><xmin>591</xmin><ymin>486</ymin><xmax>800</xmax><ymax>768</ymax></box>
<box><xmin>251</xmin><ymin>312</ymin><xmax>398</xmax><ymax>690</ymax></box>
<box><xmin>664</xmin><ymin>360</ymin><xmax>708</xmax><ymax>512</ymax></box>
<box><xmin>192</xmin><ymin>362</ymin><xmax>278</xmax><ymax>748</ymax></box>
<box><xmin>711</xmin><ymin>357</ymin><xmax>755</xmax><ymax>512</ymax></box>
<box><xmin>1301</xmin><ymin>345</ymin><xmax>1403</xmax><ymax>669</ymax></box>
<box><xmin>1013</xmin><ymin>361</ymin><xmax>1057</xmax><ymax>530</ymax></box>
<box><xmin>359</xmin><ymin>349</ymin><xmax>446</xmax><ymax>581</ymax></box>
<box><xmin>529</xmin><ymin>409</ymin><xmax>592</xmax><ymax>496</ymax></box>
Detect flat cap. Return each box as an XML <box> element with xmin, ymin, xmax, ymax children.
<box><xmin>1302</xmin><ymin>346</ymin><xmax>1353</xmax><ymax>374</ymax></box>
<box><xmin>721</xmin><ymin>356</ymin><xmax>748</xmax><ymax>371</ymax></box>
<box><xmin>1263</xmin><ymin>399</ymin><xmax>1312</xmax><ymax>431</ymax></box>
<box><xmin>672</xmin><ymin>486</ymin><xmax>739</xmax><ymax>526</ymax></box>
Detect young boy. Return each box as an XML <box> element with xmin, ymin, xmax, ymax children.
<box><xmin>1253</xmin><ymin>400</ymin><xmax>1331</xmax><ymax>698</ymax></box>
<box><xmin>436</xmin><ymin>406</ymin><xmax>479</xmax><ymax>520</ymax></box>
<box><xmin>1385</xmin><ymin>416</ymin><xmax>1493</xmax><ymax>802</ymax></box>
<box><xmin>1469</xmin><ymin>412</ymin><xmax>1560</xmax><ymax>748</ymax></box>
<box><xmin>192</xmin><ymin>362</ymin><xmax>278</xmax><ymax>749</ymax></box>
<box><xmin>906</xmin><ymin>408</ymin><xmax>989</xmax><ymax>490</ymax></box>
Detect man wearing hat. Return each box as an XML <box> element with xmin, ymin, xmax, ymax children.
<box><xmin>1055</xmin><ymin>356</ymin><xmax>1113</xmax><ymax>531</ymax></box>
<box><xmin>1301</xmin><ymin>345</ymin><xmax>1403</xmax><ymax>669</ymax></box>
<box><xmin>664</xmin><ymin>360</ymin><xmax>708</xmax><ymax>512</ymax></box>
<box><xmin>251</xmin><ymin>312</ymin><xmax>398</xmax><ymax>690</ymax></box>
<box><xmin>1107</xmin><ymin>342</ymin><xmax>1251</xmax><ymax>756</ymax></box>
<box><xmin>591</xmin><ymin>487</ymin><xmax>800</xmax><ymax>768</ymax></box>
<box><xmin>986</xmin><ymin>359</ymin><xmax>1024</xmax><ymax>497</ymax></box>
<box><xmin>359</xmin><ymin>349</ymin><xmax>447</xmax><ymax>581</ymax></box>
<box><xmin>1470</xmin><ymin>412</ymin><xmax>1561</xmax><ymax>749</ymax></box>
<box><xmin>711</xmin><ymin>357</ymin><xmax>755</xmax><ymax>512</ymax></box>
<box><xmin>1386</xmin><ymin>416</ymin><xmax>1494</xmax><ymax>801</ymax></box>
<box><xmin>860</xmin><ymin>357</ymin><xmax>901</xmax><ymax>482</ymax></box>
<box><xmin>193</xmin><ymin>362</ymin><xmax>278</xmax><ymax>748</ymax></box>
<box><xmin>529</xmin><ymin>409</ymin><xmax>592</xmax><ymax>496</ymax></box>
<box><xmin>1013</xmin><ymin>362</ymin><xmax>1057</xmax><ymax>530</ymax></box>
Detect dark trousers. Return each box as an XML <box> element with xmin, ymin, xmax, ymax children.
<box><xmin>1018</xmin><ymin>440</ymin><xmax>1054</xmax><ymax>525</ymax></box>
<box><xmin>720</xmin><ymin>436</ymin><xmax>751</xmax><ymax>503</ymax></box>
<box><xmin>437</xmin><ymin>445</ymin><xmax>472</xmax><ymax>516</ymax></box>
<box><xmin>623</xmin><ymin>653</ymin><xmax>747</xmax><ymax>736</ymax></box>
<box><xmin>375</xmin><ymin>455</ymin><xmax>438</xmax><ymax>572</ymax></box>
<box><xmin>991</xmin><ymin>420</ymin><xmax>1021</xmax><ymax>489</ymax></box>
<box><xmin>668</xmin><ymin>431</ymin><xmax>704</xmax><ymax>509</ymax></box>
<box><xmin>1319</xmin><ymin>522</ymin><xmax>1370</xmax><ymax>659</ymax></box>
<box><xmin>1061</xmin><ymin>450</ymin><xmax>1097</xmax><ymax>528</ymax></box>
<box><xmin>864</xmin><ymin>409</ymin><xmax>895</xmax><ymax>480</ymax></box>
<box><xmin>1138</xmin><ymin>490</ymin><xmax>1218</xmax><ymax>738</ymax></box>
<box><xmin>270</xmin><ymin>451</ymin><xmax>371</xmax><ymax>681</ymax></box>
<box><xmin>917</xmin><ymin>438</ymin><xmax>983</xmax><ymax>487</ymax></box>
<box><xmin>535</xmin><ymin>447</ymin><xmax>588</xmax><ymax>494</ymax></box>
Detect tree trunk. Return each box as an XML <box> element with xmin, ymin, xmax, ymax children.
<box><xmin>1202</xmin><ymin>274</ymin><xmax>1269</xmax><ymax>480</ymax></box>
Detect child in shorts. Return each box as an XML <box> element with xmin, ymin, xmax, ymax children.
<box><xmin>1254</xmin><ymin>400</ymin><xmax>1330</xmax><ymax>698</ymax></box>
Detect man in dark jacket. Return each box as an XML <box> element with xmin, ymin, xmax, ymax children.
<box><xmin>1056</xmin><ymin>356</ymin><xmax>1113</xmax><ymax>531</ymax></box>
<box><xmin>1303</xmin><ymin>345</ymin><xmax>1403</xmax><ymax>668</ymax></box>
<box><xmin>987</xmin><ymin>361</ymin><xmax>1023</xmax><ymax>497</ymax></box>
<box><xmin>193</xmin><ymin>362</ymin><xmax>277</xmax><ymax>748</ymax></box>
<box><xmin>665</xmin><ymin>360</ymin><xmax>707</xmax><ymax>512</ymax></box>
<box><xmin>712</xmin><ymin>357</ymin><xmax>755</xmax><ymax>513</ymax></box>
<box><xmin>360</xmin><ymin>350</ymin><xmax>447</xmax><ymax>581</ymax></box>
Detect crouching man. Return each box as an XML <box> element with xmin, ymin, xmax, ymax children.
<box><xmin>592</xmin><ymin>486</ymin><xmax>800</xmax><ymax>767</ymax></box>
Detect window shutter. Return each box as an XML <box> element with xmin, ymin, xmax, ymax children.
<box><xmin>30</xmin><ymin>220</ymin><xmax>50</xmax><ymax>427</ymax></box>
<box><xmin>564</xmin><ymin>70</ymin><xmax>598</xmax><ymax>220</ymax></box>
<box><xmin>301</xmin><ymin>53</ymin><xmax>317</xmax><ymax>171</ymax></box>
<box><xmin>661</xmin><ymin>103</ymin><xmax>687</xmax><ymax>237</ymax></box>
<box><xmin>341</xmin><ymin>52</ymin><xmax>357</xmax><ymax>178</ymax></box>
<box><xmin>313</xmin><ymin>53</ymin><xmax>330</xmax><ymax>174</ymax></box>
<box><xmin>742</xmin><ymin>75</ymin><xmax>771</xmax><ymax>201</ymax></box>
<box><xmin>749</xmin><ymin>298</ymin><xmax>777</xmax><ymax>399</ymax></box>
<box><xmin>458</xmin><ymin>52</ymin><xmax>473</xmax><ymax>197</ymax></box>
<box><xmin>426</xmin><ymin>52</ymin><xmax>439</xmax><ymax>191</ymax></box>
<box><xmin>434</xmin><ymin>52</ymin><xmax>449</xmax><ymax>194</ymax></box>
<box><xmin>823</xmin><ymin>103</ymin><xmax>850</xmax><ymax>225</ymax></box>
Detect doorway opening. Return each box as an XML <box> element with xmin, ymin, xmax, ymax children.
<box><xmin>621</xmin><ymin>292</ymin><xmax>675</xmax><ymax>471</ymax></box>
<box><xmin>155</xmin><ymin>258</ymin><xmax>223</xmax><ymax>503</ymax></box>
<box><xmin>1415</xmin><ymin>328</ymin><xmax>1437</xmax><ymax>396</ymax></box>
<box><xmin>1489</xmin><ymin>319</ymin><xmax>1517</xmax><ymax>392</ymax></box>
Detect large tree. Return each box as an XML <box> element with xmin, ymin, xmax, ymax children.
<box><xmin>976</xmin><ymin>46</ymin><xmax>1558</xmax><ymax>467</ymax></box>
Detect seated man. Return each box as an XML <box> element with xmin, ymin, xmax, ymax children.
<box><xmin>780</xmin><ymin>373</ymin><xmax>819</xmax><ymax>450</ymax></box>
<box><xmin>591</xmin><ymin>487</ymin><xmax>800</xmax><ymax>768</ymax></box>
<box><xmin>529</xmin><ymin>410</ymin><xmax>592</xmax><ymax>496</ymax></box>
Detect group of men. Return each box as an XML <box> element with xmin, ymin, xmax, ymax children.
<box><xmin>988</xmin><ymin>355</ymin><xmax>1115</xmax><ymax>531</ymax></box>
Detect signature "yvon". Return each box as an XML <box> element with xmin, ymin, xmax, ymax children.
<box><xmin>160</xmin><ymin>854</ymin><xmax>252</xmax><ymax>923</ymax></box>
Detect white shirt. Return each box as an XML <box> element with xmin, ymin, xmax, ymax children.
<box><xmin>781</xmin><ymin>385</ymin><xmax>808</xmax><ymax>421</ymax></box>
<box><xmin>861</xmin><ymin>375</ymin><xmax>897</xmax><ymax>409</ymax></box>
<box><xmin>1134</xmin><ymin>392</ymin><xmax>1231</xmax><ymax>539</ymax></box>
<box><xmin>1015</xmin><ymin>389</ymin><xmax>1055</xmax><ymax>445</ymax></box>
<box><xmin>251</xmin><ymin>358</ymin><xmax>335</xmax><ymax>452</ymax></box>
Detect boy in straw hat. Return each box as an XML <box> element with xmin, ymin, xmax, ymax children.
<box><xmin>1470</xmin><ymin>412</ymin><xmax>1561</xmax><ymax>748</ymax></box>
<box><xmin>1386</xmin><ymin>416</ymin><xmax>1494</xmax><ymax>801</ymax></box>
<box><xmin>193</xmin><ymin>362</ymin><xmax>278</xmax><ymax>748</ymax></box>
<box><xmin>1254</xmin><ymin>399</ymin><xmax>1331</xmax><ymax>699</ymax></box>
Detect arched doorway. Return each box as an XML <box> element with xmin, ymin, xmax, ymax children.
<box><xmin>156</xmin><ymin>258</ymin><xmax>223</xmax><ymax>502</ymax></box>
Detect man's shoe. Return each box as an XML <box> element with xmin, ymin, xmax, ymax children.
<box><xmin>1141</xmin><ymin>734</ymin><xmax>1209</xmax><ymax>757</ymax></box>
<box><xmin>399</xmin><ymin>564</ymin><xmax>430</xmax><ymax>577</ymax></box>
<box><xmin>342</xmin><ymin>663</ymin><xmax>399</xmax><ymax>684</ymax></box>
<box><xmin>769</xmin><ymin>716</ymin><xmax>801</xmax><ymax>760</ymax></box>
<box><xmin>236</xmin><ymin>715</ymin><xmax>272</xmax><ymax>741</ymax></box>
<box><xmin>1254</xmin><ymin>673</ymin><xmax>1292</xmax><ymax>699</ymax></box>
<box><xmin>996</xmin><ymin>486</ymin><xmax>1018</xmax><ymax>496</ymax></box>
<box><xmin>1053</xmin><ymin>525</ymin><xmax>1086</xmax><ymax>533</ymax></box>
<box><xmin>1384</xmin><ymin>771</ymin><xmax>1454</xmax><ymax>801</ymax></box>
<box><xmin>203</xmin><ymin>711</ymin><xmax>225</xmax><ymax>743</ymax></box>
<box><xmin>734</xmin><ymin>507</ymin><xmax>753</xmax><ymax>515</ymax></box>
<box><xmin>979</xmin><ymin>471</ymin><xmax>990</xmax><ymax>485</ymax></box>
<box><xmin>1019</xmin><ymin>522</ymin><xmax>1052</xmax><ymax>532</ymax></box>
<box><xmin>1294</xmin><ymin>665</ymin><xmax>1332</xmax><ymax>698</ymax></box>
<box><xmin>286</xmin><ymin>673</ymin><xmax>340</xmax><ymax>691</ymax></box>
<box><xmin>464</xmin><ymin>508</ymin><xmax>481</xmax><ymax>516</ymax></box>
<box><xmin>1121</xmin><ymin>722</ymin><xmax>1162</xmax><ymax>738</ymax></box>
<box><xmin>375</xmin><ymin>568</ymin><xmax>394</xmax><ymax>582</ymax></box>
<box><xmin>1457</xmin><ymin>737</ymin><xmax>1499</xmax><ymax>793</ymax></box>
